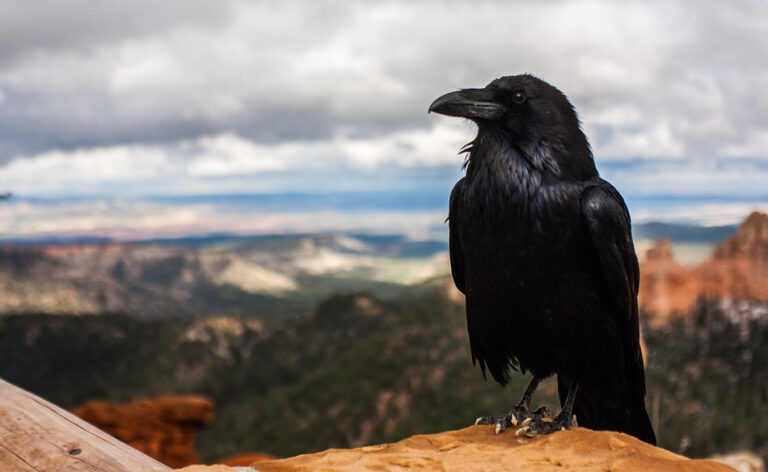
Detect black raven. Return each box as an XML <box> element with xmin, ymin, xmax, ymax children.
<box><xmin>429</xmin><ymin>74</ymin><xmax>656</xmax><ymax>444</ymax></box>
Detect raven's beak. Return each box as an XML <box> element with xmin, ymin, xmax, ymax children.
<box><xmin>428</xmin><ymin>88</ymin><xmax>506</xmax><ymax>120</ymax></box>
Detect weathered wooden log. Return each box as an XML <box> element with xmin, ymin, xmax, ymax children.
<box><xmin>0</xmin><ymin>377</ymin><xmax>170</xmax><ymax>472</ymax></box>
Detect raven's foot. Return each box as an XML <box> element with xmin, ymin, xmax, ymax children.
<box><xmin>475</xmin><ymin>404</ymin><xmax>551</xmax><ymax>434</ymax></box>
<box><xmin>515</xmin><ymin>412</ymin><xmax>578</xmax><ymax>438</ymax></box>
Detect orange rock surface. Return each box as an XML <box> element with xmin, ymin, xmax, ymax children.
<box><xmin>218</xmin><ymin>453</ymin><xmax>276</xmax><ymax>466</ymax></box>
<box><xmin>71</xmin><ymin>395</ymin><xmax>213</xmax><ymax>468</ymax></box>
<box><xmin>190</xmin><ymin>426</ymin><xmax>732</xmax><ymax>472</ymax></box>
<box><xmin>639</xmin><ymin>212</ymin><xmax>768</xmax><ymax>324</ymax></box>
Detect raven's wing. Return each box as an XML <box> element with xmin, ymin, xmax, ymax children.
<box><xmin>581</xmin><ymin>181</ymin><xmax>639</xmax><ymax>329</ymax></box>
<box><xmin>448</xmin><ymin>178</ymin><xmax>466</xmax><ymax>294</ymax></box>
<box><xmin>578</xmin><ymin>180</ymin><xmax>656</xmax><ymax>444</ymax></box>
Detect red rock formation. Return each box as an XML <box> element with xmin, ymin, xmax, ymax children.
<box><xmin>71</xmin><ymin>395</ymin><xmax>213</xmax><ymax>468</ymax></box>
<box><xmin>639</xmin><ymin>238</ymin><xmax>700</xmax><ymax>323</ymax></box>
<box><xmin>713</xmin><ymin>212</ymin><xmax>768</xmax><ymax>261</ymax></box>
<box><xmin>699</xmin><ymin>212</ymin><xmax>768</xmax><ymax>302</ymax></box>
<box><xmin>639</xmin><ymin>212</ymin><xmax>768</xmax><ymax>323</ymax></box>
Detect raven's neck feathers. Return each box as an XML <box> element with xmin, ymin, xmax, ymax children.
<box><xmin>463</xmin><ymin>127</ymin><xmax>598</xmax><ymax>188</ymax></box>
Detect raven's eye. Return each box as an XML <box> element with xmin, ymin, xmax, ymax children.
<box><xmin>512</xmin><ymin>91</ymin><xmax>526</xmax><ymax>104</ymax></box>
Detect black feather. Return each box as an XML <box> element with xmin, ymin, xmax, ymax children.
<box><xmin>440</xmin><ymin>74</ymin><xmax>656</xmax><ymax>444</ymax></box>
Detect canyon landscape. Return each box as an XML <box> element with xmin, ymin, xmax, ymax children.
<box><xmin>2</xmin><ymin>212</ymin><xmax>768</xmax><ymax>468</ymax></box>
<box><xmin>639</xmin><ymin>212</ymin><xmax>768</xmax><ymax>324</ymax></box>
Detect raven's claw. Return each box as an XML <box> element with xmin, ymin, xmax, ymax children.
<box><xmin>516</xmin><ymin>413</ymin><xmax>577</xmax><ymax>437</ymax></box>
<box><xmin>474</xmin><ymin>405</ymin><xmax>550</xmax><ymax>435</ymax></box>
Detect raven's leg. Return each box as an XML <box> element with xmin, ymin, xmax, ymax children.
<box><xmin>517</xmin><ymin>379</ymin><xmax>580</xmax><ymax>437</ymax></box>
<box><xmin>475</xmin><ymin>376</ymin><xmax>550</xmax><ymax>434</ymax></box>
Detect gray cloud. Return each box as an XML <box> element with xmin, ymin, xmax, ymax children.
<box><xmin>0</xmin><ymin>1</ymin><xmax>233</xmax><ymax>66</ymax></box>
<box><xmin>0</xmin><ymin>0</ymin><xmax>767</xmax><ymax>171</ymax></box>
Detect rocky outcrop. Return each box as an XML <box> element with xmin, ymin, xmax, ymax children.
<box><xmin>698</xmin><ymin>212</ymin><xmax>768</xmax><ymax>303</ymax></box>
<box><xmin>712</xmin><ymin>212</ymin><xmax>768</xmax><ymax>261</ymax></box>
<box><xmin>639</xmin><ymin>238</ymin><xmax>700</xmax><ymax>321</ymax></box>
<box><xmin>218</xmin><ymin>454</ymin><xmax>275</xmax><ymax>466</ymax></box>
<box><xmin>639</xmin><ymin>212</ymin><xmax>768</xmax><ymax>324</ymax></box>
<box><xmin>71</xmin><ymin>395</ymin><xmax>213</xmax><ymax>468</ymax></box>
<box><xmin>173</xmin><ymin>426</ymin><xmax>735</xmax><ymax>471</ymax></box>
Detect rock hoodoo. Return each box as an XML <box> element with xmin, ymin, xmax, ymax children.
<box><xmin>71</xmin><ymin>395</ymin><xmax>213</xmax><ymax>468</ymax></box>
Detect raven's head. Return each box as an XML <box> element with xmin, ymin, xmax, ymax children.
<box><xmin>429</xmin><ymin>74</ymin><xmax>596</xmax><ymax>181</ymax></box>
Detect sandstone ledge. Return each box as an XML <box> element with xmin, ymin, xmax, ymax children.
<box><xmin>179</xmin><ymin>426</ymin><xmax>736</xmax><ymax>471</ymax></box>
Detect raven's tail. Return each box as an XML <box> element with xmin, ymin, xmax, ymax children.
<box><xmin>558</xmin><ymin>376</ymin><xmax>656</xmax><ymax>445</ymax></box>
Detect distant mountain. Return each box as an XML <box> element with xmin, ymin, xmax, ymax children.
<box><xmin>633</xmin><ymin>222</ymin><xmax>736</xmax><ymax>244</ymax></box>
<box><xmin>0</xmin><ymin>242</ymin><xmax>294</xmax><ymax>318</ymax></box>
<box><xmin>0</xmin><ymin>217</ymin><xmax>757</xmax><ymax>318</ymax></box>
<box><xmin>0</xmin><ymin>234</ymin><xmax>449</xmax><ymax>317</ymax></box>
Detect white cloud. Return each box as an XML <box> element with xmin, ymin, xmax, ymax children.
<box><xmin>723</xmin><ymin>129</ymin><xmax>768</xmax><ymax>158</ymax></box>
<box><xmin>335</xmin><ymin>120</ymin><xmax>470</xmax><ymax>168</ymax></box>
<box><xmin>185</xmin><ymin>134</ymin><xmax>286</xmax><ymax>176</ymax></box>
<box><xmin>110</xmin><ymin>48</ymin><xmax>182</xmax><ymax>95</ymax></box>
<box><xmin>1</xmin><ymin>145</ymin><xmax>172</xmax><ymax>183</ymax></box>
<box><xmin>0</xmin><ymin>124</ymin><xmax>472</xmax><ymax>195</ymax></box>
<box><xmin>0</xmin><ymin>0</ymin><xmax>767</xmax><ymax>198</ymax></box>
<box><xmin>589</xmin><ymin>121</ymin><xmax>686</xmax><ymax>159</ymax></box>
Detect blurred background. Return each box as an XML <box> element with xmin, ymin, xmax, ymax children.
<box><xmin>1</xmin><ymin>0</ymin><xmax>767</xmax><ymax>469</ymax></box>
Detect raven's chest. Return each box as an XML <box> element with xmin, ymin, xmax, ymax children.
<box><xmin>458</xmin><ymin>178</ymin><xmax>585</xmax><ymax>261</ymax></box>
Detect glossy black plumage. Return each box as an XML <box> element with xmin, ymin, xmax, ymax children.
<box><xmin>433</xmin><ymin>74</ymin><xmax>656</xmax><ymax>444</ymax></box>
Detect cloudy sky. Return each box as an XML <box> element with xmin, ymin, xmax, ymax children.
<box><xmin>1</xmin><ymin>0</ymin><xmax>767</xmax><ymax>238</ymax></box>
